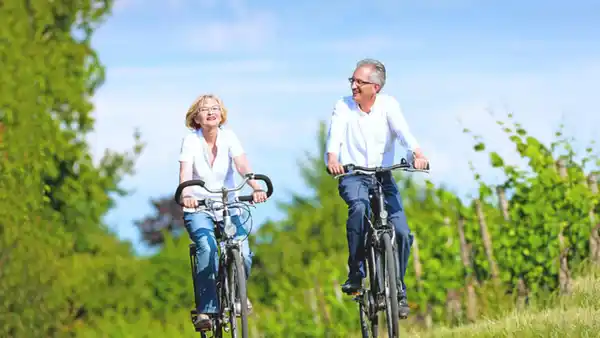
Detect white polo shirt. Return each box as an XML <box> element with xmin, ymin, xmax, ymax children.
<box><xmin>179</xmin><ymin>127</ymin><xmax>245</xmax><ymax>216</ymax></box>
<box><xmin>325</xmin><ymin>93</ymin><xmax>420</xmax><ymax>168</ymax></box>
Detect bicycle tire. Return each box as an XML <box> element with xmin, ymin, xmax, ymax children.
<box><xmin>229</xmin><ymin>247</ymin><xmax>249</xmax><ymax>338</ymax></box>
<box><xmin>382</xmin><ymin>233</ymin><xmax>399</xmax><ymax>338</ymax></box>
<box><xmin>368</xmin><ymin>245</ymin><xmax>380</xmax><ymax>337</ymax></box>
<box><xmin>359</xmin><ymin>302</ymin><xmax>370</xmax><ymax>338</ymax></box>
<box><xmin>213</xmin><ymin>267</ymin><xmax>226</xmax><ymax>338</ymax></box>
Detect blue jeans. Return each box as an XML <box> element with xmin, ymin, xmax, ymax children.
<box><xmin>183</xmin><ymin>212</ymin><xmax>253</xmax><ymax>314</ymax></box>
<box><xmin>338</xmin><ymin>172</ymin><xmax>414</xmax><ymax>292</ymax></box>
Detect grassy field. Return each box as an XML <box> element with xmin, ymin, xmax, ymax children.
<box><xmin>402</xmin><ymin>266</ymin><xmax>600</xmax><ymax>338</ymax></box>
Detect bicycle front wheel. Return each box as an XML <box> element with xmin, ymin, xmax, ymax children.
<box><xmin>228</xmin><ymin>247</ymin><xmax>249</xmax><ymax>338</ymax></box>
<box><xmin>382</xmin><ymin>233</ymin><xmax>399</xmax><ymax>338</ymax></box>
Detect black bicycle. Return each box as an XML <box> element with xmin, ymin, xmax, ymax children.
<box><xmin>330</xmin><ymin>158</ymin><xmax>429</xmax><ymax>338</ymax></box>
<box><xmin>174</xmin><ymin>173</ymin><xmax>274</xmax><ymax>338</ymax></box>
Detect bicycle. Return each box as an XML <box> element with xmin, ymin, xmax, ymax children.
<box><xmin>173</xmin><ymin>173</ymin><xmax>274</xmax><ymax>338</ymax></box>
<box><xmin>329</xmin><ymin>158</ymin><xmax>429</xmax><ymax>338</ymax></box>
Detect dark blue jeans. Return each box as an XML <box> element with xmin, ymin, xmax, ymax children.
<box><xmin>338</xmin><ymin>172</ymin><xmax>414</xmax><ymax>292</ymax></box>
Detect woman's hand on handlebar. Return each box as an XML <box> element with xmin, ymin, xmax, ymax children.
<box><xmin>252</xmin><ymin>190</ymin><xmax>268</xmax><ymax>204</ymax></box>
<box><xmin>182</xmin><ymin>196</ymin><xmax>198</xmax><ymax>208</ymax></box>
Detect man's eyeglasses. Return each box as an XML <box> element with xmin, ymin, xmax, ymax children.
<box><xmin>348</xmin><ymin>77</ymin><xmax>374</xmax><ymax>86</ymax></box>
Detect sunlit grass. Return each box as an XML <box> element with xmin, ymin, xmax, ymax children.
<box><xmin>401</xmin><ymin>266</ymin><xmax>600</xmax><ymax>338</ymax></box>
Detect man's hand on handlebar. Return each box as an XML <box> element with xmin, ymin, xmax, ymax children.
<box><xmin>327</xmin><ymin>153</ymin><xmax>345</xmax><ymax>175</ymax></box>
<box><xmin>182</xmin><ymin>196</ymin><xmax>198</xmax><ymax>208</ymax></box>
<box><xmin>252</xmin><ymin>189</ymin><xmax>268</xmax><ymax>204</ymax></box>
<box><xmin>412</xmin><ymin>149</ymin><xmax>429</xmax><ymax>170</ymax></box>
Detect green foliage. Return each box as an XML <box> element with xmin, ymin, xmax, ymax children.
<box><xmin>0</xmin><ymin>0</ymin><xmax>146</xmax><ymax>336</ymax></box>
<box><xmin>134</xmin><ymin>196</ymin><xmax>185</xmax><ymax>246</ymax></box>
<box><xmin>465</xmin><ymin>114</ymin><xmax>598</xmax><ymax>295</ymax></box>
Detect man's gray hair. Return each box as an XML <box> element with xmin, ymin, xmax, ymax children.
<box><xmin>356</xmin><ymin>58</ymin><xmax>386</xmax><ymax>89</ymax></box>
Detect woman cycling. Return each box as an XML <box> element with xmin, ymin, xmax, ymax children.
<box><xmin>178</xmin><ymin>94</ymin><xmax>267</xmax><ymax>329</ymax></box>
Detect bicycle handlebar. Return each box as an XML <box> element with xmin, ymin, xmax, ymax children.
<box><xmin>173</xmin><ymin>173</ymin><xmax>274</xmax><ymax>207</ymax></box>
<box><xmin>327</xmin><ymin>158</ymin><xmax>430</xmax><ymax>178</ymax></box>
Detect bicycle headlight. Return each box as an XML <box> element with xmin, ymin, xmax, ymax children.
<box><xmin>224</xmin><ymin>217</ymin><xmax>237</xmax><ymax>237</ymax></box>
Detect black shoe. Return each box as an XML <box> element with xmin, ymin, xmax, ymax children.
<box><xmin>398</xmin><ymin>290</ymin><xmax>409</xmax><ymax>319</ymax></box>
<box><xmin>341</xmin><ymin>278</ymin><xmax>362</xmax><ymax>294</ymax></box>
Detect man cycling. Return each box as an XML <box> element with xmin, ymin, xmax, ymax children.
<box><xmin>325</xmin><ymin>58</ymin><xmax>429</xmax><ymax>319</ymax></box>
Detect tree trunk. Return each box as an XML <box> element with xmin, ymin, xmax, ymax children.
<box><xmin>457</xmin><ymin>214</ymin><xmax>477</xmax><ymax>322</ymax></box>
<box><xmin>475</xmin><ymin>199</ymin><xmax>500</xmax><ymax>284</ymax></box>
<box><xmin>556</xmin><ymin>159</ymin><xmax>572</xmax><ymax>294</ymax></box>
<box><xmin>588</xmin><ymin>174</ymin><xmax>600</xmax><ymax>265</ymax></box>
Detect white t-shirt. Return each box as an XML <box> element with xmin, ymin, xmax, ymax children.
<box><xmin>179</xmin><ymin>127</ymin><xmax>245</xmax><ymax>217</ymax></box>
<box><xmin>325</xmin><ymin>93</ymin><xmax>420</xmax><ymax>167</ymax></box>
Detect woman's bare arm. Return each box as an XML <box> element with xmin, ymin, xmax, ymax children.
<box><xmin>232</xmin><ymin>154</ymin><xmax>262</xmax><ymax>191</ymax></box>
<box><xmin>179</xmin><ymin>161</ymin><xmax>193</xmax><ymax>196</ymax></box>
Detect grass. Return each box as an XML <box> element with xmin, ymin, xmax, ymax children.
<box><xmin>403</xmin><ymin>266</ymin><xmax>600</xmax><ymax>337</ymax></box>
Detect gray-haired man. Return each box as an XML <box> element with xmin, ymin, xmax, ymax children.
<box><xmin>325</xmin><ymin>58</ymin><xmax>429</xmax><ymax>318</ymax></box>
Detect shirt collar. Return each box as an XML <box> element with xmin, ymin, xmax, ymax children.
<box><xmin>353</xmin><ymin>94</ymin><xmax>379</xmax><ymax>115</ymax></box>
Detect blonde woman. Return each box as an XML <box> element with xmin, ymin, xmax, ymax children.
<box><xmin>179</xmin><ymin>94</ymin><xmax>267</xmax><ymax>329</ymax></box>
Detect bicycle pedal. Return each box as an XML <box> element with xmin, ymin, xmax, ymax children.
<box><xmin>195</xmin><ymin>322</ymin><xmax>213</xmax><ymax>332</ymax></box>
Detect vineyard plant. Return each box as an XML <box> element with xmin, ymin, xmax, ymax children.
<box><xmin>2</xmin><ymin>0</ymin><xmax>599</xmax><ymax>337</ymax></box>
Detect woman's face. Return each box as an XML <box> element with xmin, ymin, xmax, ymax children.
<box><xmin>193</xmin><ymin>98</ymin><xmax>222</xmax><ymax>129</ymax></box>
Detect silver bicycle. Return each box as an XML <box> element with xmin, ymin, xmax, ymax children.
<box><xmin>174</xmin><ymin>173</ymin><xmax>273</xmax><ymax>338</ymax></box>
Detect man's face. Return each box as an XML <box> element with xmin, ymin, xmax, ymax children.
<box><xmin>349</xmin><ymin>66</ymin><xmax>380</xmax><ymax>102</ymax></box>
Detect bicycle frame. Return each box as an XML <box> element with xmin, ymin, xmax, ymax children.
<box><xmin>356</xmin><ymin>172</ymin><xmax>399</xmax><ymax>319</ymax></box>
<box><xmin>368</xmin><ymin>173</ymin><xmax>396</xmax><ymax>254</ymax></box>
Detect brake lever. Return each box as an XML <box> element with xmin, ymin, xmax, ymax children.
<box><xmin>333</xmin><ymin>172</ymin><xmax>351</xmax><ymax>179</ymax></box>
<box><xmin>402</xmin><ymin>168</ymin><xmax>430</xmax><ymax>174</ymax></box>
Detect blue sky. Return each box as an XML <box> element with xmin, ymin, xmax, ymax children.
<box><xmin>88</xmin><ymin>0</ymin><xmax>600</xmax><ymax>254</ymax></box>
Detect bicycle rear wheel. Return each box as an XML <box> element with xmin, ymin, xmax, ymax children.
<box><xmin>382</xmin><ymin>233</ymin><xmax>399</xmax><ymax>338</ymax></box>
<box><xmin>228</xmin><ymin>247</ymin><xmax>249</xmax><ymax>338</ymax></box>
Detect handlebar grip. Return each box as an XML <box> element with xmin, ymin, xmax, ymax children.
<box><xmin>237</xmin><ymin>173</ymin><xmax>274</xmax><ymax>202</ymax></box>
<box><xmin>173</xmin><ymin>179</ymin><xmax>206</xmax><ymax>205</ymax></box>
<box><xmin>238</xmin><ymin>195</ymin><xmax>253</xmax><ymax>202</ymax></box>
<box><xmin>325</xmin><ymin>164</ymin><xmax>353</xmax><ymax>175</ymax></box>
<box><xmin>253</xmin><ymin>174</ymin><xmax>274</xmax><ymax>198</ymax></box>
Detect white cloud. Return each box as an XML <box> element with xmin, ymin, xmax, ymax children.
<box><xmin>195</xmin><ymin>0</ymin><xmax>250</xmax><ymax>16</ymax></box>
<box><xmin>109</xmin><ymin>59</ymin><xmax>282</xmax><ymax>78</ymax></box>
<box><xmin>326</xmin><ymin>36</ymin><xmax>424</xmax><ymax>54</ymax></box>
<box><xmin>183</xmin><ymin>11</ymin><xmax>276</xmax><ymax>53</ymax></box>
<box><xmin>112</xmin><ymin>0</ymin><xmax>184</xmax><ymax>12</ymax></box>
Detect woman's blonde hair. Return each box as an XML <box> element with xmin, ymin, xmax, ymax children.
<box><xmin>185</xmin><ymin>94</ymin><xmax>228</xmax><ymax>130</ymax></box>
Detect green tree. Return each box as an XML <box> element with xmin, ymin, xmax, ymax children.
<box><xmin>134</xmin><ymin>196</ymin><xmax>185</xmax><ymax>246</ymax></box>
<box><xmin>1</xmin><ymin>1</ymin><xmax>146</xmax><ymax>336</ymax></box>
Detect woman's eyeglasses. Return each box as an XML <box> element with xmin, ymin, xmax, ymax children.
<box><xmin>198</xmin><ymin>106</ymin><xmax>221</xmax><ymax>113</ymax></box>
